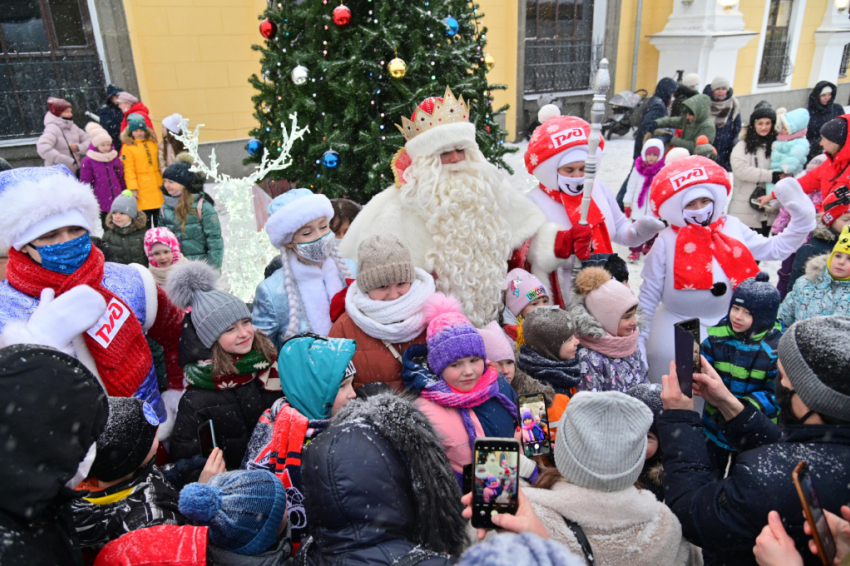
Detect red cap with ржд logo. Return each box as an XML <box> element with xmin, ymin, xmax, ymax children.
<box><xmin>649</xmin><ymin>155</ymin><xmax>730</xmax><ymax>217</ymax></box>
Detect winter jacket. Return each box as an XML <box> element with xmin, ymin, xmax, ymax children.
<box><xmin>623</xmin><ymin>158</ymin><xmax>665</xmax><ymax>219</ymax></box>
<box><xmin>789</xmin><ymin>217</ymin><xmax>838</xmax><ymax>289</ymax></box>
<box><xmin>327</xmin><ymin>311</ymin><xmax>427</xmax><ymax>391</ymax></box>
<box><xmin>807</xmin><ymin>81</ymin><xmax>845</xmax><ymax>162</ymax></box>
<box><xmin>97</xmin><ymin>85</ymin><xmax>124</xmax><ymax>151</ymax></box>
<box><xmin>633</xmin><ymin>78</ymin><xmax>679</xmax><ymax>159</ymax></box>
<box><xmin>671</xmin><ymin>84</ymin><xmax>699</xmax><ymax>118</ymax></box>
<box><xmin>159</xmin><ymin>130</ymin><xmax>187</xmax><ymax>173</ymax></box>
<box><xmin>120</xmin><ymin>131</ymin><xmax>163</xmax><ymax>212</ymax></box>
<box><xmin>93</xmin><ymin>525</ymin><xmax>208</xmax><ymax>566</ymax></box>
<box><xmin>36</xmin><ymin>112</ymin><xmax>89</xmax><ymax>173</ymax></box>
<box><xmin>517</xmin><ymin>345</ymin><xmax>581</xmax><ymax>396</ymax></box>
<box><xmin>700</xmin><ymin>317</ymin><xmax>783</xmax><ymax>451</ymax></box>
<box><xmin>729</xmin><ymin>130</ymin><xmax>777</xmax><ymax>229</ymax></box>
<box><xmin>297</xmin><ymin>394</ymin><xmax>462</xmax><ymax>566</ymax></box>
<box><xmin>525</xmin><ymin>481</ymin><xmax>698</xmax><ymax>566</ymax></box>
<box><xmin>655</xmin><ymin>94</ymin><xmax>716</xmax><ymax>153</ymax></box>
<box><xmin>70</xmin><ymin>461</ymin><xmax>185</xmax><ymax>554</ymax></box>
<box><xmin>771</xmin><ymin>138</ymin><xmax>810</xmax><ymax>178</ymax></box>
<box><xmin>703</xmin><ymin>86</ymin><xmax>741</xmax><ymax>171</ymax></box>
<box><xmin>207</xmin><ymin>534</ymin><xmax>293</xmax><ymax>566</ymax></box>
<box><xmin>658</xmin><ymin>403</ymin><xmax>850</xmax><ymax>566</ymax></box>
<box><xmin>119</xmin><ymin>101</ymin><xmax>154</xmax><ymax>133</ymax></box>
<box><xmin>159</xmin><ymin>193</ymin><xmax>224</xmax><ymax>269</ymax></box>
<box><xmin>798</xmin><ymin>115</ymin><xmax>850</xmax><ymax>201</ymax></box>
<box><xmin>778</xmin><ymin>254</ymin><xmax>850</xmax><ymax>326</ymax></box>
<box><xmin>101</xmin><ymin>211</ymin><xmax>148</xmax><ymax>266</ymax></box>
<box><xmin>79</xmin><ymin>152</ymin><xmax>127</xmax><ymax>212</ymax></box>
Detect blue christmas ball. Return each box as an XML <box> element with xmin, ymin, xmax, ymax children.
<box><xmin>444</xmin><ymin>16</ymin><xmax>459</xmax><ymax>36</ymax></box>
<box><xmin>246</xmin><ymin>139</ymin><xmax>263</xmax><ymax>156</ymax></box>
<box><xmin>322</xmin><ymin>149</ymin><xmax>340</xmax><ymax>169</ymax></box>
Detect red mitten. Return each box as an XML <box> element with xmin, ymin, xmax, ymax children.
<box><xmin>329</xmin><ymin>278</ymin><xmax>355</xmax><ymax>323</ymax></box>
<box><xmin>571</xmin><ymin>224</ymin><xmax>593</xmax><ymax>260</ymax></box>
<box><xmin>624</xmin><ymin>206</ymin><xmax>631</xmax><ymax>218</ymax></box>
<box><xmin>554</xmin><ymin>229</ymin><xmax>574</xmax><ymax>259</ymax></box>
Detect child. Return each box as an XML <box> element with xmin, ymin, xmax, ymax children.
<box><xmin>79</xmin><ymin>122</ymin><xmax>126</xmax><ymax>224</ymax></box>
<box><xmin>36</xmin><ymin>97</ymin><xmax>89</xmax><ymax>174</ymax></box>
<box><xmin>625</xmin><ymin>383</ymin><xmax>665</xmax><ymax>501</ymax></box>
<box><xmin>503</xmin><ymin>267</ymin><xmax>550</xmax><ymax>341</ymax></box>
<box><xmin>167</xmin><ymin>261</ymin><xmax>282</xmax><ymax>470</ymax></box>
<box><xmin>779</xmin><ymin>226</ymin><xmax>850</xmax><ymax>326</ymax></box>
<box><xmin>402</xmin><ymin>294</ymin><xmax>518</xmax><ymax>478</ymax></box>
<box><xmin>571</xmin><ymin>267</ymin><xmax>647</xmax><ymax>392</ymax></box>
<box><xmin>623</xmin><ymin>138</ymin><xmax>666</xmax><ymax>262</ymax></box>
<box><xmin>120</xmin><ymin>112</ymin><xmax>163</xmax><ymax>227</ymax></box>
<box><xmin>101</xmin><ymin>190</ymin><xmax>148</xmax><ymax>266</ymax></box>
<box><xmin>144</xmin><ymin>226</ymin><xmax>185</xmax><ymax>287</ymax></box>
<box><xmin>242</xmin><ymin>334</ymin><xmax>358</xmax><ymax>545</ymax></box>
<box><xmin>700</xmin><ymin>272</ymin><xmax>783</xmax><ymax>473</ymax></box>
<box><xmin>768</xmin><ymin>107</ymin><xmax>810</xmax><ymax>195</ymax></box>
<box><xmin>788</xmin><ymin>185</ymin><xmax>850</xmax><ymax>289</ymax></box>
<box><xmin>179</xmin><ymin>470</ymin><xmax>292</xmax><ymax>560</ymax></box>
<box><xmin>330</xmin><ymin>197</ymin><xmax>362</xmax><ymax>240</ymax></box>
<box><xmin>253</xmin><ymin>188</ymin><xmax>356</xmax><ymax>351</ymax></box>
<box><xmin>159</xmin><ymin>155</ymin><xmax>223</xmax><ymax>270</ymax></box>
<box><xmin>517</xmin><ymin>306</ymin><xmax>581</xmax><ymax>397</ymax></box>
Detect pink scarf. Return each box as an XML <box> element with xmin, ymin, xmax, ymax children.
<box><xmin>578</xmin><ymin>329</ymin><xmax>639</xmax><ymax>359</ymax></box>
<box><xmin>86</xmin><ymin>148</ymin><xmax>118</xmax><ymax>162</ymax></box>
<box><xmin>634</xmin><ymin>156</ymin><xmax>665</xmax><ymax>209</ymax></box>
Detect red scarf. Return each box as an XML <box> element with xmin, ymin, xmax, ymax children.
<box><xmin>6</xmin><ymin>247</ymin><xmax>151</xmax><ymax>397</ymax></box>
<box><xmin>540</xmin><ymin>186</ymin><xmax>613</xmax><ymax>254</ymax></box>
<box><xmin>671</xmin><ymin>218</ymin><xmax>759</xmax><ymax>290</ymax></box>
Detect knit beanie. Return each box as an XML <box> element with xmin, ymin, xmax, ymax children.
<box><xmin>423</xmin><ymin>294</ymin><xmax>487</xmax><ymax>377</ymax></box>
<box><xmin>828</xmin><ymin>226</ymin><xmax>850</xmax><ymax>281</ymax></box>
<box><xmin>264</xmin><ymin>188</ymin><xmax>334</xmax><ymax>250</ymax></box>
<box><xmin>356</xmin><ymin>234</ymin><xmax>415</xmax><ymax>292</ymax></box>
<box><xmin>682</xmin><ymin>73</ymin><xmax>701</xmax><ymax>89</ymax></box>
<box><xmin>750</xmin><ymin>105</ymin><xmax>776</xmax><ymax>127</ymax></box>
<box><xmin>126</xmin><ymin>113</ymin><xmax>147</xmax><ymax>133</ymax></box>
<box><xmin>580</xmin><ymin>253</ymin><xmax>629</xmax><ymax>284</ymax></box>
<box><xmin>110</xmin><ymin>190</ymin><xmax>139</xmax><ymax>217</ymax></box>
<box><xmin>85</xmin><ymin>123</ymin><xmax>113</xmax><ymax>147</ymax></box>
<box><xmin>89</xmin><ymin>397</ymin><xmax>160</xmax><ymax>482</ymax></box>
<box><xmin>144</xmin><ymin>227</ymin><xmax>182</xmax><ymax>265</ymax></box>
<box><xmin>642</xmin><ymin>138</ymin><xmax>663</xmax><ymax>158</ymax></box>
<box><xmin>710</xmin><ymin>76</ymin><xmax>731</xmax><ymax>91</ymax></box>
<box><xmin>574</xmin><ymin>267</ymin><xmax>638</xmax><ymax>336</ymax></box>
<box><xmin>625</xmin><ymin>383</ymin><xmax>663</xmax><ymax>435</ymax></box>
<box><xmin>166</xmin><ymin>261</ymin><xmax>251</xmax><ymax>348</ymax></box>
<box><xmin>457</xmin><ymin>532</ymin><xmax>585</xmax><ymax>566</ymax></box>
<box><xmin>728</xmin><ymin>272</ymin><xmax>780</xmax><ymax>335</ymax></box>
<box><xmin>555</xmin><ymin>391</ymin><xmax>652</xmax><ymax>492</ymax></box>
<box><xmin>522</xmin><ymin>306</ymin><xmax>575</xmax><ymax>360</ymax></box>
<box><xmin>47</xmin><ymin>97</ymin><xmax>71</xmax><ymax>117</ymax></box>
<box><xmin>822</xmin><ymin>187</ymin><xmax>850</xmax><ymax>226</ymax></box>
<box><xmin>778</xmin><ymin>316</ymin><xmax>850</xmax><ymax>422</ymax></box>
<box><xmin>505</xmin><ymin>268</ymin><xmax>548</xmax><ymax>317</ymax></box>
<box><xmin>820</xmin><ymin>118</ymin><xmax>848</xmax><ymax>149</ymax></box>
<box><xmin>478</xmin><ymin>321</ymin><xmax>515</xmax><ymax>363</ymax></box>
<box><xmin>179</xmin><ymin>470</ymin><xmax>287</xmax><ymax>555</ymax></box>
<box><xmin>162</xmin><ymin>159</ymin><xmax>195</xmax><ymax>189</ymax></box>
<box><xmin>116</xmin><ymin>92</ymin><xmax>139</xmax><ymax>105</ymax></box>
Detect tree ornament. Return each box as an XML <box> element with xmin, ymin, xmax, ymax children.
<box><xmin>484</xmin><ymin>53</ymin><xmax>495</xmax><ymax>71</ymax></box>
<box><xmin>388</xmin><ymin>57</ymin><xmax>407</xmax><ymax>79</ymax></box>
<box><xmin>444</xmin><ymin>16</ymin><xmax>459</xmax><ymax>36</ymax></box>
<box><xmin>259</xmin><ymin>19</ymin><xmax>277</xmax><ymax>39</ymax></box>
<box><xmin>246</xmin><ymin>138</ymin><xmax>264</xmax><ymax>156</ymax></box>
<box><xmin>333</xmin><ymin>4</ymin><xmax>351</xmax><ymax>26</ymax></box>
<box><xmin>322</xmin><ymin>149</ymin><xmax>340</xmax><ymax>168</ymax></box>
<box><xmin>291</xmin><ymin>65</ymin><xmax>309</xmax><ymax>85</ymax></box>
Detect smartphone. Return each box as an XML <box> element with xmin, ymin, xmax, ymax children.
<box><xmin>198</xmin><ymin>419</ymin><xmax>218</xmax><ymax>458</ymax></box>
<box><xmin>471</xmin><ymin>438</ymin><xmax>520</xmax><ymax>529</ymax></box>
<box><xmin>793</xmin><ymin>461</ymin><xmax>837</xmax><ymax>566</ymax></box>
<box><xmin>674</xmin><ymin>318</ymin><xmax>701</xmax><ymax>398</ymax></box>
<box><xmin>517</xmin><ymin>393</ymin><xmax>551</xmax><ymax>458</ymax></box>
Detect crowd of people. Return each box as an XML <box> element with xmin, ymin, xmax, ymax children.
<box><xmin>0</xmin><ymin>77</ymin><xmax>849</xmax><ymax>566</ymax></box>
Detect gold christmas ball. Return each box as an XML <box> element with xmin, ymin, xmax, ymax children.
<box><xmin>388</xmin><ymin>57</ymin><xmax>407</xmax><ymax>79</ymax></box>
<box><xmin>484</xmin><ymin>53</ymin><xmax>495</xmax><ymax>71</ymax></box>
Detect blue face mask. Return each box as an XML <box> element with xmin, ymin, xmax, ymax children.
<box><xmin>33</xmin><ymin>232</ymin><xmax>92</xmax><ymax>274</ymax></box>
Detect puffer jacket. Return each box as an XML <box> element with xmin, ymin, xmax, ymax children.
<box><xmin>633</xmin><ymin>77</ymin><xmax>679</xmax><ymax>158</ymax></box>
<box><xmin>101</xmin><ymin>211</ymin><xmax>148</xmax><ymax>266</ymax></box>
<box><xmin>771</xmin><ymin>108</ymin><xmax>810</xmax><ymax>179</ymax></box>
<box><xmin>159</xmin><ymin>193</ymin><xmax>224</xmax><ymax>269</ymax></box>
<box><xmin>79</xmin><ymin>151</ymin><xmax>127</xmax><ymax>212</ymax></box>
<box><xmin>655</xmin><ymin>94</ymin><xmax>716</xmax><ymax>153</ymax></box>
<box><xmin>778</xmin><ymin>253</ymin><xmax>850</xmax><ymax>326</ymax></box>
<box><xmin>119</xmin><ymin>101</ymin><xmax>154</xmax><ymax>133</ymax></box>
<box><xmin>159</xmin><ymin>130</ymin><xmax>187</xmax><ymax>173</ymax></box>
<box><xmin>789</xmin><ymin>216</ymin><xmax>838</xmax><ymax>289</ymax></box>
<box><xmin>97</xmin><ymin>85</ymin><xmax>124</xmax><ymax>151</ymax></box>
<box><xmin>798</xmin><ymin>115</ymin><xmax>850</xmax><ymax>201</ymax></box>
<box><xmin>36</xmin><ymin>112</ymin><xmax>90</xmax><ymax>173</ymax></box>
<box><xmin>807</xmin><ymin>80</ymin><xmax>845</xmax><ymax>162</ymax></box>
<box><xmin>703</xmin><ymin>86</ymin><xmax>741</xmax><ymax>171</ymax></box>
<box><xmin>729</xmin><ymin>129</ymin><xmax>777</xmax><ymax>229</ymax></box>
<box><xmin>120</xmin><ymin>130</ymin><xmax>163</xmax><ymax>211</ymax></box>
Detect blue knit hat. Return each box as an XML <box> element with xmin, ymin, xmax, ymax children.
<box><xmin>178</xmin><ymin>470</ymin><xmax>287</xmax><ymax>555</ymax></box>
<box><xmin>729</xmin><ymin>272</ymin><xmax>780</xmax><ymax>336</ymax></box>
<box><xmin>457</xmin><ymin>532</ymin><xmax>585</xmax><ymax>566</ymax></box>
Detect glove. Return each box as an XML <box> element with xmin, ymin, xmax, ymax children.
<box><xmin>624</xmin><ymin>206</ymin><xmax>631</xmax><ymax>218</ymax></box>
<box><xmin>158</xmin><ymin>388</ymin><xmax>185</xmax><ymax>442</ymax></box>
<box><xmin>773</xmin><ymin>177</ymin><xmax>816</xmax><ymax>227</ymax></box>
<box><xmin>572</xmin><ymin>224</ymin><xmax>593</xmax><ymax>261</ymax></box>
<box><xmin>771</xmin><ymin>171</ymin><xmax>782</xmax><ymax>184</ymax></box>
<box><xmin>1</xmin><ymin>286</ymin><xmax>106</xmax><ymax>355</ymax></box>
<box><xmin>632</xmin><ymin>216</ymin><xmax>666</xmax><ymax>240</ymax></box>
<box><xmin>554</xmin><ymin>229</ymin><xmax>574</xmax><ymax>259</ymax></box>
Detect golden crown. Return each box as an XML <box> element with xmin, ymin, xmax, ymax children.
<box><xmin>397</xmin><ymin>86</ymin><xmax>470</xmax><ymax>142</ymax></box>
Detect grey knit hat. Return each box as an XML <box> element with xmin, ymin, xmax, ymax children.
<box><xmin>555</xmin><ymin>391</ymin><xmax>653</xmax><ymax>492</ymax></box>
<box><xmin>110</xmin><ymin>190</ymin><xmax>138</xmax><ymax>217</ymax></box>
<box><xmin>778</xmin><ymin>316</ymin><xmax>850</xmax><ymax>422</ymax></box>
<box><xmin>166</xmin><ymin>261</ymin><xmax>251</xmax><ymax>348</ymax></box>
<box><xmin>356</xmin><ymin>234</ymin><xmax>415</xmax><ymax>293</ymax></box>
<box><xmin>522</xmin><ymin>306</ymin><xmax>575</xmax><ymax>360</ymax></box>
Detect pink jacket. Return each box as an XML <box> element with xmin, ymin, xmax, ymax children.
<box><xmin>37</xmin><ymin>112</ymin><xmax>90</xmax><ymax>173</ymax></box>
<box><xmin>414</xmin><ymin>397</ymin><xmax>485</xmax><ymax>474</ymax></box>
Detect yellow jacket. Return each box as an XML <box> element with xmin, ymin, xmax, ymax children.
<box><xmin>120</xmin><ymin>135</ymin><xmax>163</xmax><ymax>211</ymax></box>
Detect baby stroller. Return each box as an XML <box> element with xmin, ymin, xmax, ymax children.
<box><xmin>602</xmin><ymin>89</ymin><xmax>647</xmax><ymax>139</ymax></box>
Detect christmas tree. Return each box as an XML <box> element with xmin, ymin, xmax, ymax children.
<box><xmin>246</xmin><ymin>0</ymin><xmax>516</xmax><ymax>202</ymax></box>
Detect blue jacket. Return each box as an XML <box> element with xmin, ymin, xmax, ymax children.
<box><xmin>779</xmin><ymin>254</ymin><xmax>850</xmax><ymax>326</ymax></box>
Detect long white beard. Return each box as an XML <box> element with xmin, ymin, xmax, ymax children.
<box><xmin>400</xmin><ymin>149</ymin><xmax>514</xmax><ymax>326</ymax></box>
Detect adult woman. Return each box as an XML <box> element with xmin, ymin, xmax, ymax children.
<box><xmin>807</xmin><ymin>81</ymin><xmax>844</xmax><ymax>162</ymax></box>
<box><xmin>704</xmin><ymin>77</ymin><xmax>741</xmax><ymax>171</ymax></box>
<box><xmin>37</xmin><ymin>97</ymin><xmax>90</xmax><ymax>174</ymax></box>
<box><xmin>729</xmin><ymin>104</ymin><xmax>780</xmax><ymax>235</ymax></box>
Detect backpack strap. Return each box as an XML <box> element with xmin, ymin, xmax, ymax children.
<box><xmin>196</xmin><ymin>196</ymin><xmax>204</xmax><ymax>221</ymax></box>
<box><xmin>563</xmin><ymin>516</ymin><xmax>595</xmax><ymax>565</ymax></box>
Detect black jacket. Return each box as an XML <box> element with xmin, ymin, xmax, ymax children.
<box><xmin>807</xmin><ymin>81</ymin><xmax>845</xmax><ymax>163</ymax></box>
<box><xmin>659</xmin><ymin>403</ymin><xmax>850</xmax><ymax>566</ymax></box>
<box><xmin>98</xmin><ymin>84</ymin><xmax>125</xmax><ymax>151</ymax></box>
<box><xmin>789</xmin><ymin>219</ymin><xmax>837</xmax><ymax>290</ymax></box>
<box><xmin>671</xmin><ymin>84</ymin><xmax>699</xmax><ymax>118</ymax></box>
<box><xmin>634</xmin><ymin>77</ymin><xmax>678</xmax><ymax>158</ymax></box>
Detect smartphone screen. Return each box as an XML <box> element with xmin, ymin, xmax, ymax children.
<box><xmin>471</xmin><ymin>438</ymin><xmax>520</xmax><ymax>529</ymax></box>
<box><xmin>794</xmin><ymin>462</ymin><xmax>837</xmax><ymax>566</ymax></box>
<box><xmin>198</xmin><ymin>419</ymin><xmax>218</xmax><ymax>458</ymax></box>
<box><xmin>518</xmin><ymin>393</ymin><xmax>551</xmax><ymax>458</ymax></box>
<box><xmin>674</xmin><ymin>318</ymin><xmax>701</xmax><ymax>397</ymax></box>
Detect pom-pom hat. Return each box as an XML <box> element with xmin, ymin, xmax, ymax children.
<box><xmin>729</xmin><ymin>272</ymin><xmax>781</xmax><ymax>336</ymax></box>
<box><xmin>423</xmin><ymin>294</ymin><xmax>486</xmax><ymax>377</ymax></box>
<box><xmin>86</xmin><ymin>122</ymin><xmax>113</xmax><ymax>148</ymax></box>
<box><xmin>649</xmin><ymin>155</ymin><xmax>730</xmax><ymax>227</ymax></box>
<box><xmin>264</xmin><ymin>188</ymin><xmax>334</xmax><ymax>250</ymax></box>
<box><xmin>574</xmin><ymin>266</ymin><xmax>638</xmax><ymax>336</ymax></box>
<box><xmin>110</xmin><ymin>190</ymin><xmax>139</xmax><ymax>217</ymax></box>
<box><xmin>525</xmin><ymin>112</ymin><xmax>605</xmax><ymax>191</ymax></box>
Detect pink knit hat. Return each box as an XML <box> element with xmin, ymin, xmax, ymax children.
<box><xmin>505</xmin><ymin>268</ymin><xmax>548</xmax><ymax>317</ymax></box>
<box><xmin>85</xmin><ymin>123</ymin><xmax>112</xmax><ymax>148</ymax></box>
<box><xmin>575</xmin><ymin>267</ymin><xmax>638</xmax><ymax>336</ymax></box>
<box><xmin>478</xmin><ymin>321</ymin><xmax>515</xmax><ymax>363</ymax></box>
<box><xmin>144</xmin><ymin>227</ymin><xmax>182</xmax><ymax>266</ymax></box>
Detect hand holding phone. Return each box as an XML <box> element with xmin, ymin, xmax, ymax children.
<box><xmin>471</xmin><ymin>438</ymin><xmax>520</xmax><ymax>529</ymax></box>
<box><xmin>794</xmin><ymin>461</ymin><xmax>837</xmax><ymax>566</ymax></box>
<box><xmin>198</xmin><ymin>419</ymin><xmax>218</xmax><ymax>458</ymax></box>
<box><xmin>674</xmin><ymin>318</ymin><xmax>701</xmax><ymax>398</ymax></box>
<box><xmin>518</xmin><ymin>393</ymin><xmax>551</xmax><ymax>458</ymax></box>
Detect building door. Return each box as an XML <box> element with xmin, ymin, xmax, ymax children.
<box><xmin>758</xmin><ymin>0</ymin><xmax>794</xmax><ymax>85</ymax></box>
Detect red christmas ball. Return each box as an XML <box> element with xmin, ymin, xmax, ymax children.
<box><xmin>259</xmin><ymin>19</ymin><xmax>277</xmax><ymax>39</ymax></box>
<box><xmin>333</xmin><ymin>4</ymin><xmax>352</xmax><ymax>27</ymax></box>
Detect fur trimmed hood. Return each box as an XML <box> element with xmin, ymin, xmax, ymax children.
<box><xmin>805</xmin><ymin>253</ymin><xmax>829</xmax><ymax>282</ymax></box>
<box><xmin>106</xmin><ymin>210</ymin><xmax>147</xmax><ymax>232</ymax></box>
<box><xmin>568</xmin><ymin>291</ymin><xmax>647</xmax><ymax>339</ymax></box>
<box><xmin>813</xmin><ymin>214</ymin><xmax>838</xmax><ymax>242</ymax></box>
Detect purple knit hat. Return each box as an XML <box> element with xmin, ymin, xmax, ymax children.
<box><xmin>423</xmin><ymin>294</ymin><xmax>487</xmax><ymax>377</ymax></box>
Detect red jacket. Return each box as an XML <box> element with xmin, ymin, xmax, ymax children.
<box><xmin>120</xmin><ymin>101</ymin><xmax>155</xmax><ymax>133</ymax></box>
<box><xmin>798</xmin><ymin>115</ymin><xmax>850</xmax><ymax>203</ymax></box>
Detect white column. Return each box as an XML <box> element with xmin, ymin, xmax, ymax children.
<box><xmin>809</xmin><ymin>3</ymin><xmax>850</xmax><ymax>86</ymax></box>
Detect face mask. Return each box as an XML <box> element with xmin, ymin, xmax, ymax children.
<box><xmin>775</xmin><ymin>379</ymin><xmax>816</xmax><ymax>426</ymax></box>
<box><xmin>557</xmin><ymin>175</ymin><xmax>585</xmax><ymax>195</ymax></box>
<box><xmin>65</xmin><ymin>443</ymin><xmax>97</xmax><ymax>488</ymax></box>
<box><xmin>293</xmin><ymin>231</ymin><xmax>333</xmax><ymax>263</ymax></box>
<box><xmin>62</xmin><ymin>116</ymin><xmax>73</xmax><ymax>121</ymax></box>
<box><xmin>683</xmin><ymin>202</ymin><xmax>714</xmax><ymax>226</ymax></box>
<box><xmin>33</xmin><ymin>232</ymin><xmax>91</xmax><ymax>274</ymax></box>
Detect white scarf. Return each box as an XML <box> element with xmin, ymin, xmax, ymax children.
<box><xmin>289</xmin><ymin>253</ymin><xmax>345</xmax><ymax>336</ymax></box>
<box><xmin>345</xmin><ymin>268</ymin><xmax>436</xmax><ymax>343</ymax></box>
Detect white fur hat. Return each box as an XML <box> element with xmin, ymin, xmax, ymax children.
<box><xmin>0</xmin><ymin>165</ymin><xmax>101</xmax><ymax>250</ymax></box>
<box><xmin>264</xmin><ymin>188</ymin><xmax>334</xmax><ymax>250</ymax></box>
